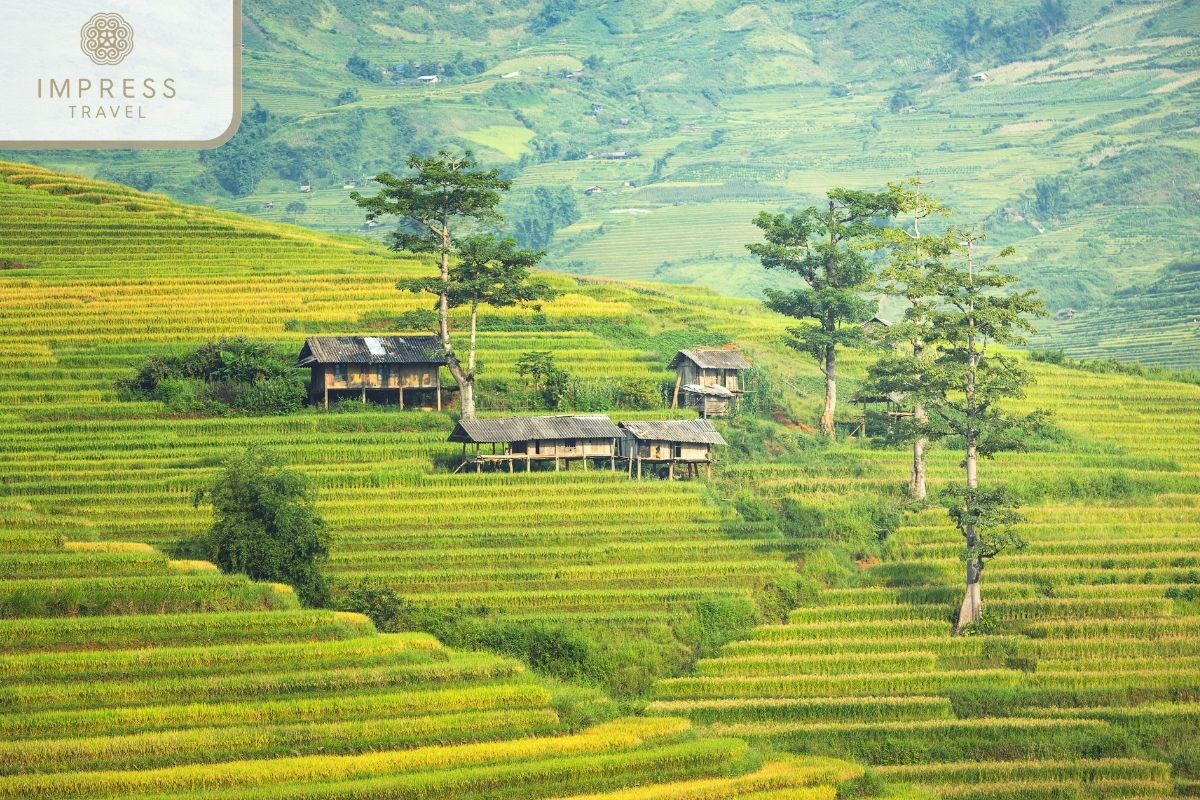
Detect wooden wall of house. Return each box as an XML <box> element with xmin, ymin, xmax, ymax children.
<box><xmin>318</xmin><ymin>364</ymin><xmax>440</xmax><ymax>390</ymax></box>
<box><xmin>509</xmin><ymin>438</ymin><xmax>616</xmax><ymax>457</ymax></box>
<box><xmin>681</xmin><ymin>392</ymin><xmax>732</xmax><ymax>417</ymax></box>
<box><xmin>676</xmin><ymin>361</ymin><xmax>741</xmax><ymax>392</ymax></box>
<box><xmin>622</xmin><ymin>437</ymin><xmax>712</xmax><ymax>461</ymax></box>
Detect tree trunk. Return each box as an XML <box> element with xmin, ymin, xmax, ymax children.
<box><xmin>911</xmin><ymin>424</ymin><xmax>928</xmax><ymax>501</ymax></box>
<box><xmin>956</xmin><ymin>439</ymin><xmax>982</xmax><ymax>633</ymax></box>
<box><xmin>956</xmin><ymin>558</ymin><xmax>982</xmax><ymax>631</ymax></box>
<box><xmin>451</xmin><ymin>361</ymin><xmax>475</xmax><ymax>419</ymax></box>
<box><xmin>955</xmin><ymin>326</ymin><xmax>981</xmax><ymax>633</ymax></box>
<box><xmin>820</xmin><ymin>345</ymin><xmax>836</xmax><ymax>439</ymax></box>
<box><xmin>911</xmin><ymin>339</ymin><xmax>927</xmax><ymax>500</ymax></box>
<box><xmin>435</xmin><ymin>225</ymin><xmax>476</xmax><ymax>420</ymax></box>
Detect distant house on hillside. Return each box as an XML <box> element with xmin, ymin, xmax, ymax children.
<box><xmin>297</xmin><ymin>336</ymin><xmax>446</xmax><ymax>409</ymax></box>
<box><xmin>417</xmin><ymin>75</ymin><xmax>440</xmax><ymax>84</ymax></box>
<box><xmin>669</xmin><ymin>347</ymin><xmax>750</xmax><ymax>417</ymax></box>
<box><xmin>299</xmin><ymin>184</ymin><xmax>312</xmax><ymax>193</ymax></box>
<box><xmin>584</xmin><ymin>185</ymin><xmax>604</xmax><ymax>196</ymax></box>
<box><xmin>971</xmin><ymin>72</ymin><xmax>989</xmax><ymax>82</ymax></box>
<box><xmin>501</xmin><ymin>71</ymin><xmax>521</xmax><ymax>79</ymax></box>
<box><xmin>619</xmin><ymin>419</ymin><xmax>726</xmax><ymax>479</ymax></box>
<box><xmin>449</xmin><ymin>414</ymin><xmax>623</xmax><ymax>472</ymax></box>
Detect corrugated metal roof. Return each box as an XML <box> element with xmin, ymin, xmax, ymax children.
<box><xmin>682</xmin><ymin>383</ymin><xmax>734</xmax><ymax>398</ymax></box>
<box><xmin>669</xmin><ymin>348</ymin><xmax>751</xmax><ymax>370</ymax></box>
<box><xmin>620</xmin><ymin>419</ymin><xmax>727</xmax><ymax>445</ymax></box>
<box><xmin>449</xmin><ymin>414</ymin><xmax>623</xmax><ymax>443</ymax></box>
<box><xmin>297</xmin><ymin>336</ymin><xmax>447</xmax><ymax>366</ymax></box>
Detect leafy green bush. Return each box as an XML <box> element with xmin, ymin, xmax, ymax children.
<box><xmin>117</xmin><ymin>338</ymin><xmax>306</xmax><ymax>415</ymax></box>
<box><xmin>781</xmin><ymin>496</ymin><xmax>900</xmax><ymax>559</ymax></box>
<box><xmin>193</xmin><ymin>447</ymin><xmax>331</xmax><ymax>607</ymax></box>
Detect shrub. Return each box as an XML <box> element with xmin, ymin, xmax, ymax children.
<box><xmin>194</xmin><ymin>447</ymin><xmax>331</xmax><ymax>606</ymax></box>
<box><xmin>117</xmin><ymin>338</ymin><xmax>306</xmax><ymax>415</ymax></box>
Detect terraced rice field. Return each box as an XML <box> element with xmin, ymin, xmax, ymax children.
<box><xmin>1031</xmin><ymin>264</ymin><xmax>1200</xmax><ymax>370</ymax></box>
<box><xmin>0</xmin><ymin>533</ymin><xmax>860</xmax><ymax>799</ymax></box>
<box><xmin>653</xmin><ymin>366</ymin><xmax>1200</xmax><ymax>797</ymax></box>
<box><xmin>0</xmin><ymin>164</ymin><xmax>794</xmax><ymax>646</ymax></box>
<box><xmin>0</xmin><ymin>164</ymin><xmax>855</xmax><ymax>798</ymax></box>
<box><xmin>4</xmin><ymin>162</ymin><xmax>1200</xmax><ymax>797</ymax></box>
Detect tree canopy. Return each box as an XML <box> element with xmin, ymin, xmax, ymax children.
<box><xmin>194</xmin><ymin>447</ymin><xmax>331</xmax><ymax>607</ymax></box>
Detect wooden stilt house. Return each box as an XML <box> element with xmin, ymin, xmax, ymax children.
<box><xmin>297</xmin><ymin>336</ymin><xmax>447</xmax><ymax>409</ymax></box>
<box><xmin>449</xmin><ymin>414</ymin><xmax>624</xmax><ymax>473</ymax></box>
<box><xmin>619</xmin><ymin>419</ymin><xmax>726</xmax><ymax>480</ymax></box>
<box><xmin>669</xmin><ymin>348</ymin><xmax>750</xmax><ymax>417</ymax></box>
<box><xmin>848</xmin><ymin>391</ymin><xmax>908</xmax><ymax>440</ymax></box>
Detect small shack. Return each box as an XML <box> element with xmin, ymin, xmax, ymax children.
<box><xmin>449</xmin><ymin>414</ymin><xmax>623</xmax><ymax>473</ymax></box>
<box><xmin>297</xmin><ymin>336</ymin><xmax>447</xmax><ymax>409</ymax></box>
<box><xmin>619</xmin><ymin>419</ymin><xmax>726</xmax><ymax>480</ymax></box>
<box><xmin>848</xmin><ymin>391</ymin><xmax>909</xmax><ymax>440</ymax></box>
<box><xmin>669</xmin><ymin>347</ymin><xmax>750</xmax><ymax>417</ymax></box>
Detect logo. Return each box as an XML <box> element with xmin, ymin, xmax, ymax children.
<box><xmin>2</xmin><ymin>0</ymin><xmax>240</xmax><ymax>148</ymax></box>
<box><xmin>80</xmin><ymin>12</ymin><xmax>133</xmax><ymax>66</ymax></box>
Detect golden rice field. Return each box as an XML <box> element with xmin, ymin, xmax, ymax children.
<box><xmin>3</xmin><ymin>163</ymin><xmax>1200</xmax><ymax>798</ymax></box>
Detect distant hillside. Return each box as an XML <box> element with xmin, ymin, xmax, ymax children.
<box><xmin>4</xmin><ymin>0</ymin><xmax>1199</xmax><ymax>365</ymax></box>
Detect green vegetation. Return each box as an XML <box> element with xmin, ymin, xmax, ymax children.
<box><xmin>353</xmin><ymin>150</ymin><xmax>513</xmax><ymax>418</ymax></box>
<box><xmin>3</xmin><ymin>163</ymin><xmax>1200</xmax><ymax>798</ymax></box>
<box><xmin>748</xmin><ymin>189</ymin><xmax>896</xmax><ymax>436</ymax></box>
<box><xmin>6</xmin><ymin>1</ymin><xmax>1200</xmax><ymax>367</ymax></box>
<box><xmin>194</xmin><ymin>448</ymin><xmax>332</xmax><ymax>606</ymax></box>
<box><xmin>117</xmin><ymin>337</ymin><xmax>306</xmax><ymax>414</ymax></box>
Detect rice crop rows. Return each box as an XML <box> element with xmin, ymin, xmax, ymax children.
<box><xmin>0</xmin><ymin>165</ymin><xmax>859</xmax><ymax>799</ymax></box>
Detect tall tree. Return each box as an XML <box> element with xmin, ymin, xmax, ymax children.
<box><xmin>401</xmin><ymin>234</ymin><xmax>557</xmax><ymax>392</ymax></box>
<box><xmin>351</xmin><ymin>150</ymin><xmax>510</xmax><ymax>419</ymax></box>
<box><xmin>870</xmin><ymin>179</ymin><xmax>958</xmax><ymax>500</ymax></box>
<box><xmin>748</xmin><ymin>189</ymin><xmax>898</xmax><ymax>437</ymax></box>
<box><xmin>872</xmin><ymin>231</ymin><xmax>1046</xmax><ymax>631</ymax></box>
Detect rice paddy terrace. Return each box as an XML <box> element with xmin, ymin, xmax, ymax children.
<box><xmin>0</xmin><ymin>162</ymin><xmax>798</xmax><ymax>646</ymax></box>
<box><xmin>0</xmin><ymin>165</ymin><xmax>859</xmax><ymax>797</ymax></box>
<box><xmin>3</xmin><ymin>164</ymin><xmax>1200</xmax><ymax>798</ymax></box>
<box><xmin>653</xmin><ymin>366</ymin><xmax>1200</xmax><ymax>797</ymax></box>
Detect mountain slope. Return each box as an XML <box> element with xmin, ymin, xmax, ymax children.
<box><xmin>0</xmin><ymin>164</ymin><xmax>866</xmax><ymax>799</ymax></box>
<box><xmin>4</xmin><ymin>0</ymin><xmax>1198</xmax><ymax>366</ymax></box>
<box><xmin>4</xmin><ymin>164</ymin><xmax>1200</xmax><ymax>797</ymax></box>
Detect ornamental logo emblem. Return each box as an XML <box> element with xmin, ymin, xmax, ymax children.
<box><xmin>80</xmin><ymin>12</ymin><xmax>134</xmax><ymax>66</ymax></box>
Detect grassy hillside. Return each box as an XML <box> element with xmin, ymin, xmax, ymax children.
<box><xmin>5</xmin><ymin>0</ymin><xmax>1200</xmax><ymax>367</ymax></box>
<box><xmin>0</xmin><ymin>164</ymin><xmax>865</xmax><ymax>798</ymax></box>
<box><xmin>3</xmin><ymin>165</ymin><xmax>1200</xmax><ymax>797</ymax></box>
<box><xmin>653</xmin><ymin>362</ymin><xmax>1200</xmax><ymax>797</ymax></box>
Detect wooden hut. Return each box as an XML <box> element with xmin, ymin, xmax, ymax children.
<box><xmin>848</xmin><ymin>391</ymin><xmax>908</xmax><ymax>440</ymax></box>
<box><xmin>619</xmin><ymin>419</ymin><xmax>726</xmax><ymax>479</ymax></box>
<box><xmin>669</xmin><ymin>348</ymin><xmax>750</xmax><ymax>417</ymax></box>
<box><xmin>449</xmin><ymin>414</ymin><xmax>623</xmax><ymax>473</ymax></box>
<box><xmin>297</xmin><ymin>336</ymin><xmax>446</xmax><ymax>409</ymax></box>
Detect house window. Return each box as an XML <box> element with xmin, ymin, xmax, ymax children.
<box><xmin>533</xmin><ymin>440</ymin><xmax>541</xmax><ymax>455</ymax></box>
<box><xmin>333</xmin><ymin>364</ymin><xmax>348</xmax><ymax>383</ymax></box>
<box><xmin>378</xmin><ymin>365</ymin><xmax>390</xmax><ymax>384</ymax></box>
<box><xmin>673</xmin><ymin>444</ymin><xmax>683</xmax><ymax>459</ymax></box>
<box><xmin>564</xmin><ymin>439</ymin><xmax>577</xmax><ymax>449</ymax></box>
